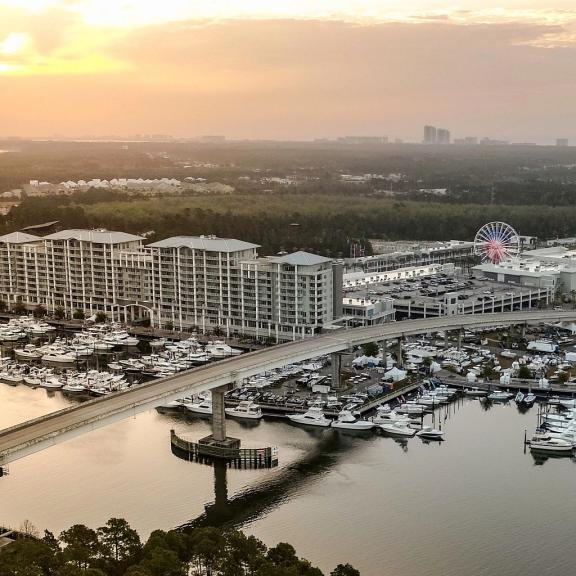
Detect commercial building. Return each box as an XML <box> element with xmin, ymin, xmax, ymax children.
<box><xmin>347</xmin><ymin>240</ymin><xmax>475</xmax><ymax>274</ymax></box>
<box><xmin>423</xmin><ymin>125</ymin><xmax>437</xmax><ymax>144</ymax></box>
<box><xmin>0</xmin><ymin>230</ymin><xmax>342</xmax><ymax>342</ymax></box>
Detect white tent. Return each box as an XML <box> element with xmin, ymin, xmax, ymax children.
<box><xmin>384</xmin><ymin>366</ymin><xmax>407</xmax><ymax>382</ymax></box>
<box><xmin>430</xmin><ymin>361</ymin><xmax>442</xmax><ymax>374</ymax></box>
<box><xmin>353</xmin><ymin>355</ymin><xmax>380</xmax><ymax>367</ymax></box>
<box><xmin>538</xmin><ymin>377</ymin><xmax>549</xmax><ymax>389</ymax></box>
<box><xmin>466</xmin><ymin>371</ymin><xmax>477</xmax><ymax>383</ymax></box>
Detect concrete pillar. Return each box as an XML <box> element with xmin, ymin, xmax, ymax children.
<box><xmin>380</xmin><ymin>339</ymin><xmax>388</xmax><ymax>369</ymax></box>
<box><xmin>211</xmin><ymin>385</ymin><xmax>228</xmax><ymax>442</ymax></box>
<box><xmin>397</xmin><ymin>337</ymin><xmax>404</xmax><ymax>367</ymax></box>
<box><xmin>457</xmin><ymin>328</ymin><xmax>463</xmax><ymax>350</ymax></box>
<box><xmin>521</xmin><ymin>323</ymin><xmax>526</xmax><ymax>339</ymax></box>
<box><xmin>331</xmin><ymin>352</ymin><xmax>342</xmax><ymax>390</ymax></box>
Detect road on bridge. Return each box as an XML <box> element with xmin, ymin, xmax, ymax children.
<box><xmin>1</xmin><ymin>310</ymin><xmax>575</xmax><ymax>465</ymax></box>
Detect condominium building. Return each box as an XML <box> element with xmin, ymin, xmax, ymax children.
<box><xmin>0</xmin><ymin>230</ymin><xmax>342</xmax><ymax>341</ymax></box>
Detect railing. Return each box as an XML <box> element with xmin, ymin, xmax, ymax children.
<box><xmin>170</xmin><ymin>430</ymin><xmax>278</xmax><ymax>469</ymax></box>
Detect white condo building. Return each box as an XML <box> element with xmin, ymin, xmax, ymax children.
<box><xmin>0</xmin><ymin>230</ymin><xmax>342</xmax><ymax>341</ymax></box>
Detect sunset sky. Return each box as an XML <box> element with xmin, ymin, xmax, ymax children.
<box><xmin>1</xmin><ymin>1</ymin><xmax>575</xmax><ymax>141</ymax></box>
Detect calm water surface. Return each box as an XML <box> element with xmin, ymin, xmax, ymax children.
<box><xmin>1</xmin><ymin>384</ymin><xmax>575</xmax><ymax>576</ymax></box>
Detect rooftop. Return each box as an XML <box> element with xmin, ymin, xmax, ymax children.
<box><xmin>147</xmin><ymin>236</ymin><xmax>260</xmax><ymax>253</ymax></box>
<box><xmin>270</xmin><ymin>251</ymin><xmax>332</xmax><ymax>266</ymax></box>
<box><xmin>0</xmin><ymin>232</ymin><xmax>41</xmax><ymax>244</ymax></box>
<box><xmin>43</xmin><ymin>230</ymin><xmax>144</xmax><ymax>244</ymax></box>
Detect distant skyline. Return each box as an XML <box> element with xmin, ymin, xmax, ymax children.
<box><xmin>1</xmin><ymin>1</ymin><xmax>575</xmax><ymax>142</ymax></box>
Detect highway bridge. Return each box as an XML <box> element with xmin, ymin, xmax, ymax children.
<box><xmin>1</xmin><ymin>310</ymin><xmax>575</xmax><ymax>466</ymax></box>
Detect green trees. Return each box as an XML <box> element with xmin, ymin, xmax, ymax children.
<box><xmin>361</xmin><ymin>342</ymin><xmax>379</xmax><ymax>357</ymax></box>
<box><xmin>72</xmin><ymin>309</ymin><xmax>86</xmax><ymax>321</ymax></box>
<box><xmin>0</xmin><ymin>521</ymin><xmax>357</xmax><ymax>576</ymax></box>
<box><xmin>95</xmin><ymin>312</ymin><xmax>107</xmax><ymax>324</ymax></box>
<box><xmin>33</xmin><ymin>304</ymin><xmax>47</xmax><ymax>318</ymax></box>
<box><xmin>517</xmin><ymin>365</ymin><xmax>532</xmax><ymax>379</ymax></box>
<box><xmin>54</xmin><ymin>306</ymin><xmax>66</xmax><ymax>320</ymax></box>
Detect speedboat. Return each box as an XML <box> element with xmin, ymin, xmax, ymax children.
<box><xmin>288</xmin><ymin>406</ymin><xmax>331</xmax><ymax>427</ymax></box>
<box><xmin>487</xmin><ymin>390</ymin><xmax>512</xmax><ymax>401</ymax></box>
<box><xmin>417</xmin><ymin>426</ymin><xmax>444</xmax><ymax>440</ymax></box>
<box><xmin>379</xmin><ymin>421</ymin><xmax>416</xmax><ymax>437</ymax></box>
<box><xmin>523</xmin><ymin>392</ymin><xmax>536</xmax><ymax>406</ymax></box>
<box><xmin>225</xmin><ymin>401</ymin><xmax>263</xmax><ymax>420</ymax></box>
<box><xmin>331</xmin><ymin>410</ymin><xmax>374</xmax><ymax>430</ymax></box>
<box><xmin>514</xmin><ymin>391</ymin><xmax>525</xmax><ymax>404</ymax></box>
<box><xmin>15</xmin><ymin>345</ymin><xmax>43</xmax><ymax>361</ymax></box>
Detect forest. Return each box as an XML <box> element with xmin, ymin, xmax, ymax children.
<box><xmin>2</xmin><ymin>140</ymin><xmax>576</xmax><ymax>256</ymax></box>
<box><xmin>3</xmin><ymin>190</ymin><xmax>576</xmax><ymax>257</ymax></box>
<box><xmin>0</xmin><ymin>518</ymin><xmax>360</xmax><ymax>576</ymax></box>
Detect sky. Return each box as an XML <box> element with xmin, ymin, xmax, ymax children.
<box><xmin>0</xmin><ymin>1</ymin><xmax>575</xmax><ymax>142</ymax></box>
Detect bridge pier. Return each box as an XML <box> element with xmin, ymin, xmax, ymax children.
<box><xmin>397</xmin><ymin>337</ymin><xmax>404</xmax><ymax>367</ymax></box>
<box><xmin>380</xmin><ymin>339</ymin><xmax>388</xmax><ymax>369</ymax></box>
<box><xmin>211</xmin><ymin>385</ymin><xmax>228</xmax><ymax>442</ymax></box>
<box><xmin>331</xmin><ymin>352</ymin><xmax>342</xmax><ymax>390</ymax></box>
<box><xmin>457</xmin><ymin>329</ymin><xmax>463</xmax><ymax>351</ymax></box>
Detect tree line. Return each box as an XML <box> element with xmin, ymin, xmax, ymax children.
<box><xmin>3</xmin><ymin>190</ymin><xmax>576</xmax><ymax>257</ymax></box>
<box><xmin>0</xmin><ymin>518</ymin><xmax>360</xmax><ymax>576</ymax></box>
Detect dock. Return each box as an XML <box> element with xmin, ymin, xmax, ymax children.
<box><xmin>171</xmin><ymin>430</ymin><xmax>278</xmax><ymax>469</ymax></box>
<box><xmin>439</xmin><ymin>370</ymin><xmax>576</xmax><ymax>396</ymax></box>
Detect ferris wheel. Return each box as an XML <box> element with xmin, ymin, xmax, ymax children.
<box><xmin>474</xmin><ymin>222</ymin><xmax>520</xmax><ymax>264</ymax></box>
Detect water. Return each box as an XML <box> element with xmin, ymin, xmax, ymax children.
<box><xmin>1</xmin><ymin>385</ymin><xmax>576</xmax><ymax>576</ymax></box>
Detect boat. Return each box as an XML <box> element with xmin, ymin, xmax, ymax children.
<box><xmin>529</xmin><ymin>432</ymin><xmax>574</xmax><ymax>453</ymax></box>
<box><xmin>379</xmin><ymin>421</ymin><xmax>416</xmax><ymax>437</ymax></box>
<box><xmin>396</xmin><ymin>401</ymin><xmax>427</xmax><ymax>415</ymax></box>
<box><xmin>41</xmin><ymin>377</ymin><xmax>64</xmax><ymax>390</ymax></box>
<box><xmin>464</xmin><ymin>387</ymin><xmax>488</xmax><ymax>397</ymax></box>
<box><xmin>331</xmin><ymin>410</ymin><xmax>374</xmax><ymax>430</ymax></box>
<box><xmin>523</xmin><ymin>392</ymin><xmax>536</xmax><ymax>406</ymax></box>
<box><xmin>417</xmin><ymin>426</ymin><xmax>444</xmax><ymax>440</ymax></box>
<box><xmin>185</xmin><ymin>397</ymin><xmax>213</xmax><ymax>415</ymax></box>
<box><xmin>225</xmin><ymin>401</ymin><xmax>263</xmax><ymax>420</ymax></box>
<box><xmin>514</xmin><ymin>391</ymin><xmax>525</xmax><ymax>404</ymax></box>
<box><xmin>487</xmin><ymin>390</ymin><xmax>512</xmax><ymax>401</ymax></box>
<box><xmin>14</xmin><ymin>345</ymin><xmax>43</xmax><ymax>361</ymax></box>
<box><xmin>62</xmin><ymin>382</ymin><xmax>88</xmax><ymax>394</ymax></box>
<box><xmin>288</xmin><ymin>406</ymin><xmax>331</xmax><ymax>427</ymax></box>
<box><xmin>370</xmin><ymin>410</ymin><xmax>413</xmax><ymax>425</ymax></box>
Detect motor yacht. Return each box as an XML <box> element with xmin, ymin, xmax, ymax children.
<box><xmin>514</xmin><ymin>391</ymin><xmax>525</xmax><ymax>404</ymax></box>
<box><xmin>185</xmin><ymin>397</ymin><xmax>213</xmax><ymax>415</ymax></box>
<box><xmin>529</xmin><ymin>432</ymin><xmax>574</xmax><ymax>453</ymax></box>
<box><xmin>464</xmin><ymin>387</ymin><xmax>488</xmax><ymax>397</ymax></box>
<box><xmin>487</xmin><ymin>390</ymin><xmax>512</xmax><ymax>401</ymax></box>
<box><xmin>396</xmin><ymin>401</ymin><xmax>427</xmax><ymax>415</ymax></box>
<box><xmin>14</xmin><ymin>345</ymin><xmax>43</xmax><ymax>361</ymax></box>
<box><xmin>379</xmin><ymin>421</ymin><xmax>416</xmax><ymax>437</ymax></box>
<box><xmin>523</xmin><ymin>392</ymin><xmax>536</xmax><ymax>406</ymax></box>
<box><xmin>225</xmin><ymin>401</ymin><xmax>263</xmax><ymax>420</ymax></box>
<box><xmin>370</xmin><ymin>409</ymin><xmax>413</xmax><ymax>425</ymax></box>
<box><xmin>417</xmin><ymin>426</ymin><xmax>444</xmax><ymax>440</ymax></box>
<box><xmin>288</xmin><ymin>406</ymin><xmax>331</xmax><ymax>427</ymax></box>
<box><xmin>331</xmin><ymin>410</ymin><xmax>374</xmax><ymax>430</ymax></box>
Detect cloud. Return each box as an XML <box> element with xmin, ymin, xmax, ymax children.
<box><xmin>0</xmin><ymin>17</ymin><xmax>575</xmax><ymax>141</ymax></box>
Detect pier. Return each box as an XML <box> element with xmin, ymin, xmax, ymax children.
<box><xmin>171</xmin><ymin>430</ymin><xmax>278</xmax><ymax>469</ymax></box>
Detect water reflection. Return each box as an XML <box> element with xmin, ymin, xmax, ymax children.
<box><xmin>183</xmin><ymin>431</ymin><xmax>354</xmax><ymax>529</ymax></box>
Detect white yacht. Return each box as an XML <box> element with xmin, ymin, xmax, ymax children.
<box><xmin>370</xmin><ymin>409</ymin><xmax>413</xmax><ymax>426</ymax></box>
<box><xmin>331</xmin><ymin>410</ymin><xmax>374</xmax><ymax>430</ymax></box>
<box><xmin>379</xmin><ymin>421</ymin><xmax>417</xmax><ymax>437</ymax></box>
<box><xmin>288</xmin><ymin>406</ymin><xmax>331</xmax><ymax>427</ymax></box>
<box><xmin>225</xmin><ymin>401</ymin><xmax>263</xmax><ymax>420</ymax></box>
<box><xmin>14</xmin><ymin>345</ymin><xmax>43</xmax><ymax>361</ymax></box>
<box><xmin>185</xmin><ymin>397</ymin><xmax>213</xmax><ymax>415</ymax></box>
<box><xmin>396</xmin><ymin>401</ymin><xmax>427</xmax><ymax>415</ymax></box>
<box><xmin>487</xmin><ymin>390</ymin><xmax>513</xmax><ymax>401</ymax></box>
<box><xmin>464</xmin><ymin>387</ymin><xmax>488</xmax><ymax>397</ymax></box>
<box><xmin>417</xmin><ymin>426</ymin><xmax>444</xmax><ymax>440</ymax></box>
<box><xmin>529</xmin><ymin>432</ymin><xmax>574</xmax><ymax>453</ymax></box>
